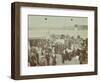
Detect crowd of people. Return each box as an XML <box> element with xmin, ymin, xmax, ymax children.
<box><xmin>28</xmin><ymin>34</ymin><xmax>88</xmax><ymax>66</ymax></box>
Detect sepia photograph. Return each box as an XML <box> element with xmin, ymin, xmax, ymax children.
<box><xmin>28</xmin><ymin>15</ymin><xmax>88</xmax><ymax>67</ymax></box>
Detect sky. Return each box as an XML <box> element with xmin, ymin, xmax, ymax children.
<box><xmin>28</xmin><ymin>15</ymin><xmax>88</xmax><ymax>30</ymax></box>
<box><xmin>28</xmin><ymin>15</ymin><xmax>88</xmax><ymax>38</ymax></box>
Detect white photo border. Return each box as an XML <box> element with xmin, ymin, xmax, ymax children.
<box><xmin>20</xmin><ymin>7</ymin><xmax>95</xmax><ymax>75</ymax></box>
